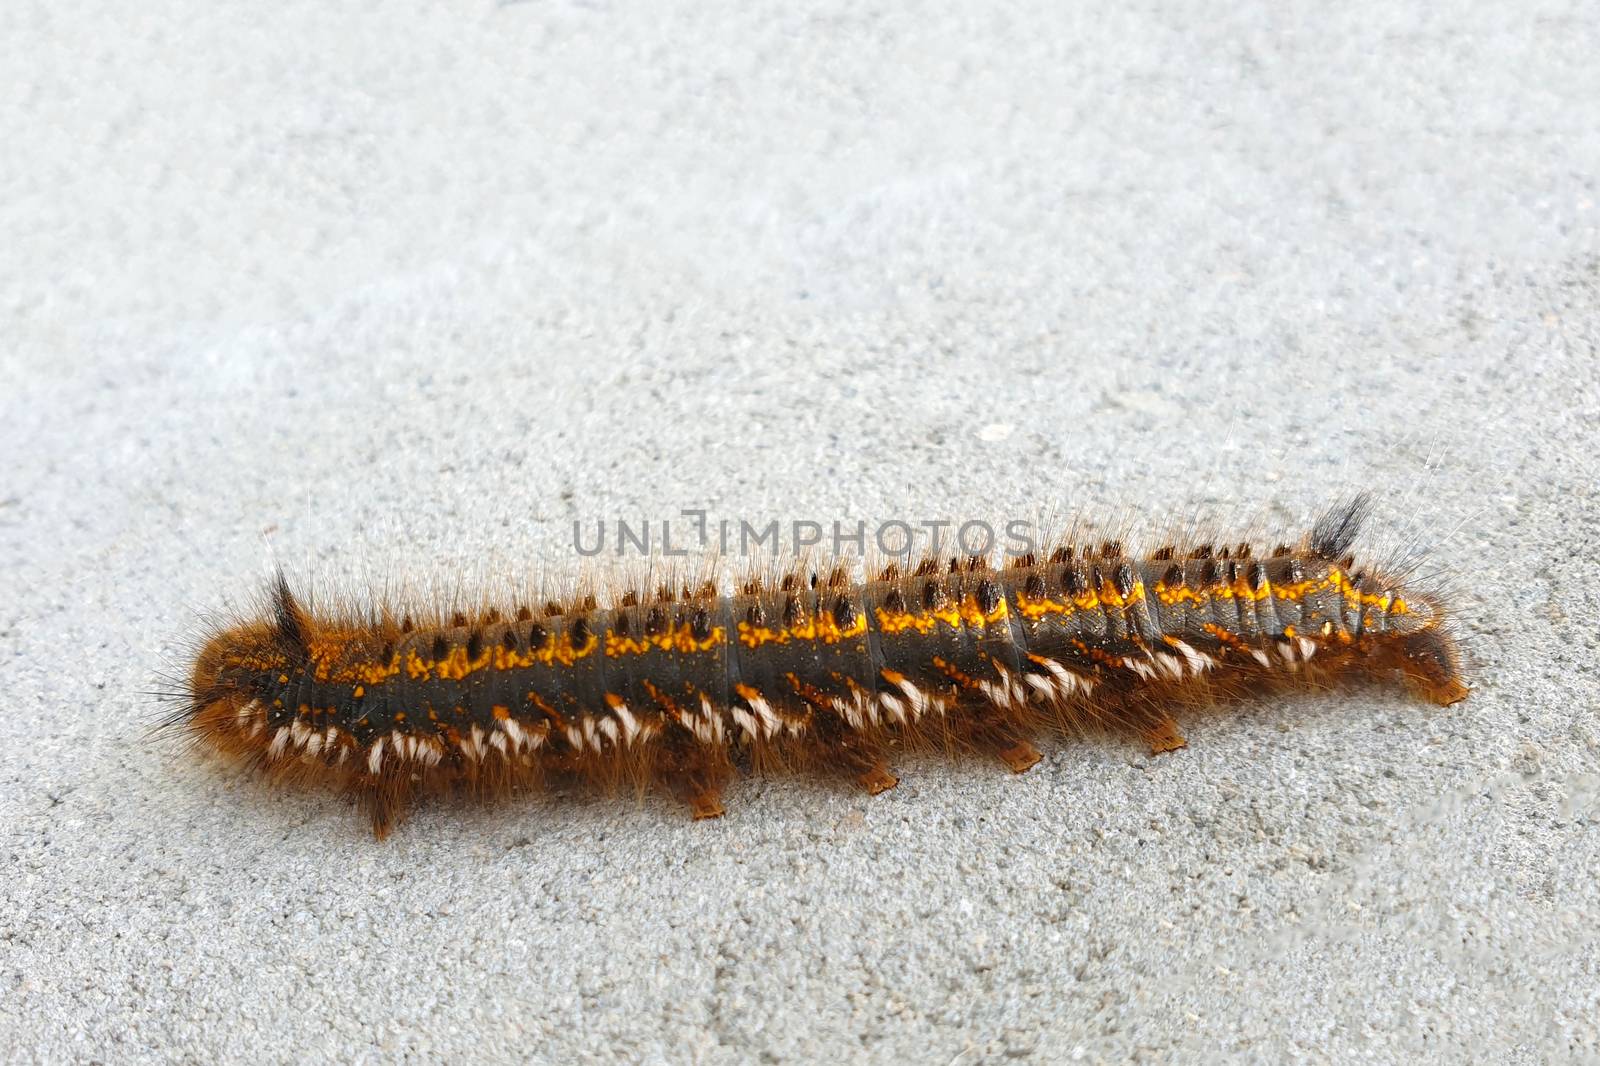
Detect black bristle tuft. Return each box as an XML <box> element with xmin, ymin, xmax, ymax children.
<box><xmin>1310</xmin><ymin>494</ymin><xmax>1372</xmax><ymax>560</ymax></box>
<box><xmin>831</xmin><ymin>596</ymin><xmax>857</xmax><ymax>630</ymax></box>
<box><xmin>690</xmin><ymin>606</ymin><xmax>714</xmax><ymax>641</ymax></box>
<box><xmin>976</xmin><ymin>579</ymin><xmax>1002</xmax><ymax>615</ymax></box>
<box><xmin>1113</xmin><ymin>563</ymin><xmax>1136</xmax><ymax>598</ymax></box>
<box><xmin>270</xmin><ymin>572</ymin><xmax>308</xmax><ymax>657</ymax></box>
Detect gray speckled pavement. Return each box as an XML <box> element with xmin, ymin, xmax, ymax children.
<box><xmin>4</xmin><ymin>2</ymin><xmax>1598</xmax><ymax>1062</ymax></box>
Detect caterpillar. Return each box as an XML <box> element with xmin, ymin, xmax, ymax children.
<box><xmin>165</xmin><ymin>496</ymin><xmax>1468</xmax><ymax>837</ymax></box>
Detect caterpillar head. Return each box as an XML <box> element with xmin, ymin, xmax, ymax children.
<box><xmin>186</xmin><ymin>574</ymin><xmax>311</xmax><ymax>726</ymax></box>
<box><xmin>1375</xmin><ymin>591</ymin><xmax>1468</xmax><ymax>707</ymax></box>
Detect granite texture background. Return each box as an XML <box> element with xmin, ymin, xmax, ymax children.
<box><xmin>3</xmin><ymin>2</ymin><xmax>1598</xmax><ymax>1062</ymax></box>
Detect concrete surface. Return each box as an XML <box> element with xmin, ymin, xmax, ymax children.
<box><xmin>3</xmin><ymin>1</ymin><xmax>1598</xmax><ymax>1062</ymax></box>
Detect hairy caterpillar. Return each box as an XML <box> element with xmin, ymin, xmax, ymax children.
<box><xmin>164</xmin><ymin>497</ymin><xmax>1468</xmax><ymax>837</ymax></box>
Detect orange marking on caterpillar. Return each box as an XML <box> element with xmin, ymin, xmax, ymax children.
<box><xmin>930</xmin><ymin>655</ymin><xmax>979</xmax><ymax>690</ymax></box>
<box><xmin>606</xmin><ymin>621</ymin><xmax>726</xmax><ymax>656</ymax></box>
<box><xmin>641</xmin><ymin>678</ymin><xmax>685</xmax><ymax>722</ymax></box>
<box><xmin>1152</xmin><ymin>581</ymin><xmax>1204</xmax><ymax>607</ymax></box>
<box><xmin>1202</xmin><ymin>622</ymin><xmax>1251</xmax><ymax>652</ymax></box>
<box><xmin>1017</xmin><ymin>595</ymin><xmax>1075</xmax><ymax>620</ymax></box>
<box><xmin>784</xmin><ymin>671</ymin><xmax>833</xmax><ymax>710</ymax></box>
